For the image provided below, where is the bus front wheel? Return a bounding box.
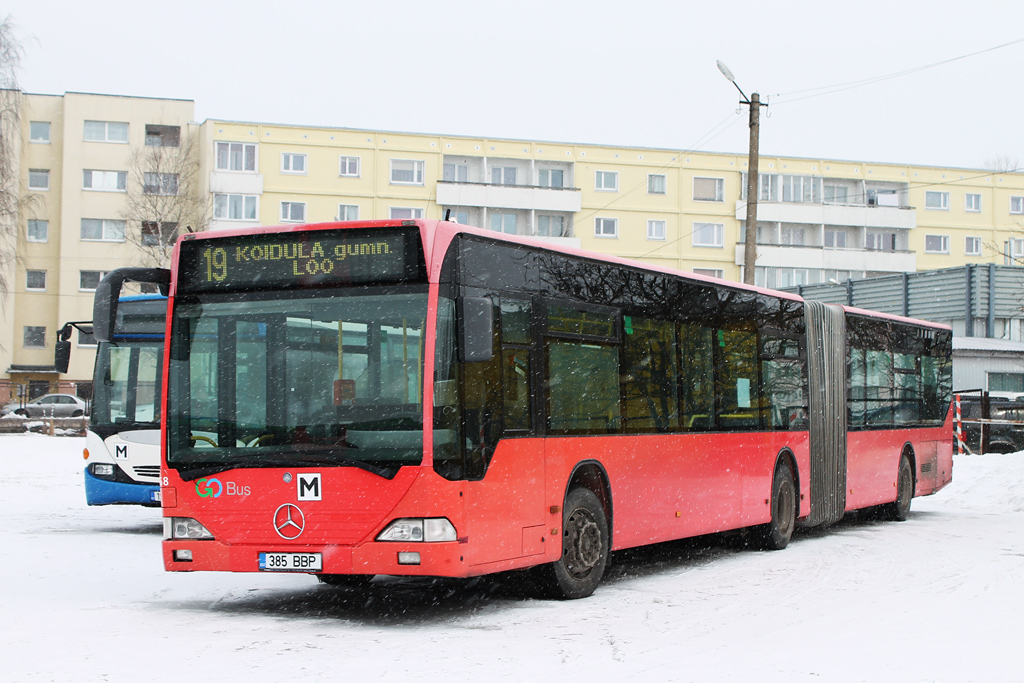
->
[752,462,796,550]
[536,487,609,600]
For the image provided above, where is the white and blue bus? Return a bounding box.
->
[58,294,167,506]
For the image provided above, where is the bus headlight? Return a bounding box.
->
[376,518,457,542]
[164,517,214,540]
[90,463,115,479]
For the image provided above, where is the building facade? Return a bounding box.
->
[5,89,1024,400]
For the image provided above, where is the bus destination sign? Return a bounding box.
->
[177,228,422,292]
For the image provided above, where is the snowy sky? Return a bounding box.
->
[6,0,1024,170]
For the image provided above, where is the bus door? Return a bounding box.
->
[462,297,547,567]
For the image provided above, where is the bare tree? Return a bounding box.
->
[0,15,26,300]
[121,131,209,268]
[983,155,1021,173]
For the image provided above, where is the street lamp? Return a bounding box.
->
[718,60,767,285]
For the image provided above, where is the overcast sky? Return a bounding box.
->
[6,0,1024,170]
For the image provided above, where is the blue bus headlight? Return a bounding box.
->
[376,518,456,542]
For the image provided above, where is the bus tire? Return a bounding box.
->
[317,574,374,587]
[536,487,609,600]
[883,454,913,522]
[752,462,796,550]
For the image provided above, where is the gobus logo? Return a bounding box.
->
[194,478,252,498]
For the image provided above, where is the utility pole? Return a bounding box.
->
[718,61,768,285]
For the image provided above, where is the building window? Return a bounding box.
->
[491,167,517,185]
[1010,196,1024,214]
[693,268,723,279]
[141,221,177,247]
[143,172,179,195]
[281,201,306,222]
[84,120,129,143]
[647,174,667,195]
[281,153,307,174]
[389,207,423,219]
[339,156,360,177]
[443,208,469,225]
[215,142,257,172]
[866,231,897,251]
[78,328,97,346]
[647,219,666,240]
[824,229,848,249]
[26,270,46,291]
[965,193,982,212]
[27,219,48,243]
[538,215,567,237]
[442,163,468,182]
[390,159,424,185]
[692,222,723,248]
[595,171,618,192]
[338,204,359,221]
[925,191,949,210]
[30,121,51,143]
[83,170,127,192]
[80,270,110,291]
[824,185,849,203]
[213,194,258,220]
[23,326,46,348]
[538,169,564,188]
[594,217,617,238]
[80,219,126,242]
[989,372,1024,392]
[145,124,180,147]
[490,213,517,234]
[925,235,949,254]
[693,177,724,202]
[780,226,805,246]
[965,236,982,256]
[782,176,821,203]
[28,169,50,190]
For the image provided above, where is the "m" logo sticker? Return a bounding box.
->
[297,473,321,501]
[114,444,128,460]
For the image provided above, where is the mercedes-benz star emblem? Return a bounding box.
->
[273,503,305,539]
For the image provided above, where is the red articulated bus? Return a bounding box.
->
[93,220,954,599]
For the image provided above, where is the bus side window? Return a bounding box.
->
[715,324,764,429]
[501,299,532,432]
[622,316,678,433]
[461,296,502,479]
[679,323,714,431]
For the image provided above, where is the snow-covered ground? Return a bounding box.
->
[2,433,1021,682]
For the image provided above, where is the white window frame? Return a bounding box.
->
[389,207,424,220]
[693,177,724,202]
[595,171,618,192]
[25,269,46,292]
[30,121,50,143]
[925,191,950,210]
[965,193,982,212]
[143,172,179,196]
[83,169,128,192]
[83,120,129,143]
[693,268,724,279]
[79,270,110,292]
[26,219,48,243]
[824,229,848,249]
[23,326,47,349]
[692,222,724,248]
[213,194,259,221]
[594,217,618,238]
[281,201,306,223]
[390,159,424,185]
[924,234,950,254]
[28,169,50,191]
[338,204,359,221]
[537,215,566,237]
[80,219,126,242]
[339,156,361,177]
[215,141,258,172]
[1010,196,1024,215]
[647,219,666,241]
[281,153,307,175]
[538,168,564,188]
[647,174,667,195]
[965,236,982,256]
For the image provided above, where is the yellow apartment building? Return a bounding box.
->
[4,90,1024,402]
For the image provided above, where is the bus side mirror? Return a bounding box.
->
[93,267,170,343]
[54,340,71,374]
[458,297,494,362]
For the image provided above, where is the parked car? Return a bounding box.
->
[958,394,1024,454]
[1,394,89,418]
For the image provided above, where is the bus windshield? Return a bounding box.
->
[166,285,428,479]
[92,340,163,430]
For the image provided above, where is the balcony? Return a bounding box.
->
[735,244,917,274]
[210,171,263,195]
[735,201,916,230]
[436,181,582,213]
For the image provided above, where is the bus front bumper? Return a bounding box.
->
[85,469,161,506]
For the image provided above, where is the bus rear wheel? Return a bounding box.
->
[883,454,913,522]
[537,487,609,600]
[752,462,796,550]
